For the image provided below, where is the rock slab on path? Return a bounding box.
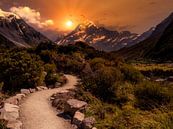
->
[0,103,19,121]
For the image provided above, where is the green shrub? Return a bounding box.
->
[44,63,57,74]
[0,120,7,129]
[82,66,122,102]
[0,51,43,93]
[121,64,144,83]
[55,55,84,73]
[89,58,106,69]
[39,50,57,63]
[135,82,171,110]
[45,73,60,86]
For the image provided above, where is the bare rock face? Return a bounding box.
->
[20,89,30,95]
[0,103,19,121]
[82,117,96,129]
[72,111,85,128]
[64,99,87,116]
[7,120,22,129]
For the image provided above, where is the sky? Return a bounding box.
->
[0,0,173,34]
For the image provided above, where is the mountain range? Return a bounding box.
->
[56,21,154,52]
[0,9,173,61]
[116,12,173,61]
[0,10,50,49]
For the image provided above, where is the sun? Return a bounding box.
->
[66,20,73,28]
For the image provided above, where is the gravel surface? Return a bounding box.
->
[20,75,78,129]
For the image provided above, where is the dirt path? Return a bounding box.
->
[20,75,78,129]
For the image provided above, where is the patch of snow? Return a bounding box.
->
[0,9,20,19]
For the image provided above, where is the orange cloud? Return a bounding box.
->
[10,6,54,28]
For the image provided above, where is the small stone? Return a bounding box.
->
[29,88,36,93]
[7,120,22,129]
[64,99,88,116]
[0,103,19,121]
[39,86,48,90]
[36,87,43,91]
[72,111,85,128]
[20,89,30,95]
[82,117,96,129]
[55,82,61,87]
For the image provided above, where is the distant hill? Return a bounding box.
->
[0,10,50,49]
[116,13,173,61]
[56,21,153,52]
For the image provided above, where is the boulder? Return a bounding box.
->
[64,99,87,116]
[29,88,36,93]
[52,99,66,110]
[20,89,30,95]
[72,124,78,129]
[52,90,75,100]
[51,90,76,110]
[82,117,96,129]
[0,103,19,121]
[72,111,85,127]
[7,120,22,129]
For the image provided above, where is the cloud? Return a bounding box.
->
[10,6,54,28]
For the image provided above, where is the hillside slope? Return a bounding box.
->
[0,10,50,48]
[116,13,173,61]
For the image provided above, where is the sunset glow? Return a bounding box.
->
[0,0,172,33]
[66,20,74,28]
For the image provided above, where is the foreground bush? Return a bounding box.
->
[82,66,122,102]
[121,64,144,83]
[135,82,171,110]
[0,120,7,129]
[0,51,44,93]
[45,73,60,86]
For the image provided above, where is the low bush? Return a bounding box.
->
[45,73,60,86]
[82,66,122,102]
[44,63,57,74]
[121,64,144,83]
[135,82,171,110]
[0,51,44,93]
[0,120,7,129]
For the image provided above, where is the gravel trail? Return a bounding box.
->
[20,75,78,129]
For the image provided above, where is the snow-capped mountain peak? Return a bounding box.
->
[0,9,20,20]
[0,9,50,48]
[56,21,153,52]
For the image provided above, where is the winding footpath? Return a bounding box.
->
[20,75,78,129]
